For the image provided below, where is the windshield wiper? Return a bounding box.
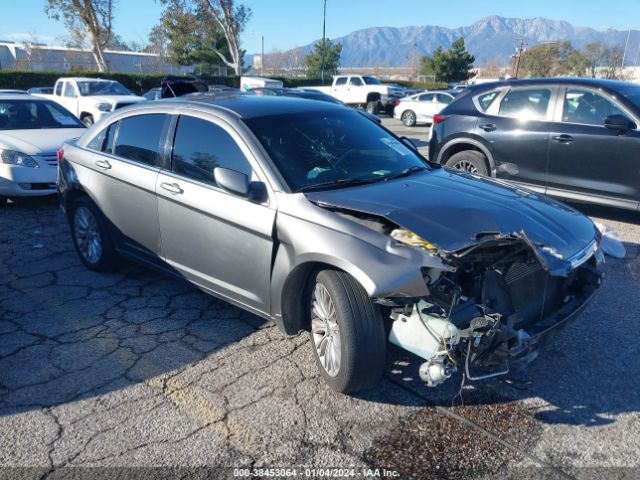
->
[297,176,385,192]
[383,166,428,181]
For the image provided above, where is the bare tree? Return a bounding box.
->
[200,0,251,75]
[45,0,116,72]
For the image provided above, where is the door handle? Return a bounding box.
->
[160,182,183,194]
[552,134,575,144]
[95,160,111,170]
[479,123,497,132]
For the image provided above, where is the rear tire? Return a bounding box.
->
[308,269,386,393]
[445,150,489,176]
[69,196,118,271]
[81,114,94,127]
[401,110,417,127]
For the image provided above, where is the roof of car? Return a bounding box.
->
[155,93,346,119]
[467,77,637,92]
[0,93,50,101]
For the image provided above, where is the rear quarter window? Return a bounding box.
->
[474,91,499,112]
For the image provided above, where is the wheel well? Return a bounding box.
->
[440,143,491,173]
[280,262,339,335]
[366,92,381,103]
[64,188,89,218]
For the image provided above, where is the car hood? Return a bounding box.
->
[0,128,85,155]
[86,95,145,104]
[305,168,599,275]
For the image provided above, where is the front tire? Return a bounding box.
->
[401,110,416,127]
[308,269,386,393]
[69,196,118,271]
[445,150,489,176]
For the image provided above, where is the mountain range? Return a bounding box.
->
[261,15,640,67]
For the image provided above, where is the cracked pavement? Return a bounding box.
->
[1,120,639,479]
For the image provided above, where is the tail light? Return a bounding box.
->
[56,148,64,163]
[432,114,449,125]
[394,98,401,106]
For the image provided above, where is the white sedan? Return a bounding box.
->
[394,90,459,126]
[0,94,85,203]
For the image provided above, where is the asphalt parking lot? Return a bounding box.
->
[1,117,639,479]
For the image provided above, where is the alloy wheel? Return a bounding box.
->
[453,160,479,174]
[310,283,341,377]
[73,206,102,265]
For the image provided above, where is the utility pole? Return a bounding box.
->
[621,28,632,71]
[320,0,327,85]
[512,39,526,78]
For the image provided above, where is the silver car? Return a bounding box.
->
[58,95,603,393]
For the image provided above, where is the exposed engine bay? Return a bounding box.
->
[326,206,603,388]
[387,238,601,387]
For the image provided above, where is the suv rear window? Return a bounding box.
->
[113,114,166,166]
[499,88,551,121]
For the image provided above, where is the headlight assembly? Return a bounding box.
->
[95,102,112,112]
[0,150,39,168]
[390,228,437,252]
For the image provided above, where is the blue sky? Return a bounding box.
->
[1,0,638,53]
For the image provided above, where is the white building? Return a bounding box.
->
[0,40,193,74]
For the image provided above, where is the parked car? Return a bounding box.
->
[27,86,54,95]
[44,77,145,126]
[0,89,28,95]
[306,75,404,114]
[250,86,381,123]
[394,90,459,126]
[58,95,602,393]
[429,78,640,211]
[0,94,84,203]
[142,87,162,101]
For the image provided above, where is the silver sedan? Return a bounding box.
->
[58,95,602,393]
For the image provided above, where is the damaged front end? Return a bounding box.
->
[385,233,603,387]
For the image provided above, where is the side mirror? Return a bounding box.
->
[605,114,636,133]
[400,136,417,150]
[213,167,249,197]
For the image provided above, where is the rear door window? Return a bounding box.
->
[55,82,63,96]
[171,115,252,187]
[499,88,552,120]
[418,94,434,102]
[113,114,167,166]
[334,77,348,86]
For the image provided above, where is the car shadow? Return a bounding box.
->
[2,198,639,431]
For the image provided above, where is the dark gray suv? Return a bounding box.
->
[58,95,602,393]
[430,78,640,211]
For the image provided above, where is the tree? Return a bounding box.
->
[200,0,251,76]
[419,37,475,83]
[45,0,115,72]
[583,42,608,78]
[304,39,342,79]
[520,41,586,77]
[158,0,249,75]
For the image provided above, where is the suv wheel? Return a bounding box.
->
[445,150,489,176]
[308,269,386,393]
[401,110,416,127]
[70,197,118,271]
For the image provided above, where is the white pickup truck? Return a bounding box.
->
[307,75,404,113]
[45,77,145,126]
